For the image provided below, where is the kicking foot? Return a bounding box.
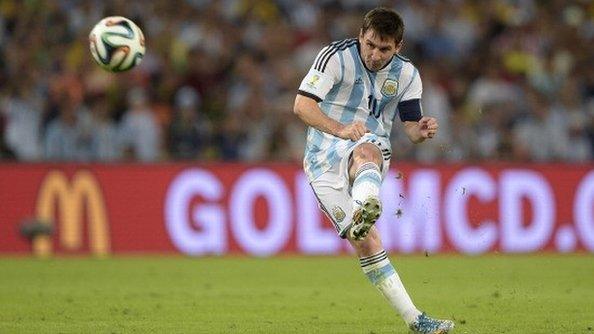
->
[409,312,454,334]
[349,196,382,241]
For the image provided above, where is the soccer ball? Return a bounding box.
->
[89,16,145,72]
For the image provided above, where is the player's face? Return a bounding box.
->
[358,29,401,71]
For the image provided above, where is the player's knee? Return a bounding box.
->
[352,143,382,166]
[350,144,382,180]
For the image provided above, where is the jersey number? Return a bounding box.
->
[368,95,381,118]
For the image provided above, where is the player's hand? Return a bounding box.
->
[418,116,438,139]
[336,121,368,141]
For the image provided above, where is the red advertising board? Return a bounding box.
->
[1,163,593,255]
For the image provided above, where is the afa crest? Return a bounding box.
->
[332,206,346,223]
[381,79,398,97]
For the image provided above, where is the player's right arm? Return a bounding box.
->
[293,43,367,141]
[294,95,367,141]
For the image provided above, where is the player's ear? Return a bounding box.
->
[395,40,404,53]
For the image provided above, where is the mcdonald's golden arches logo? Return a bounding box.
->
[34,170,110,256]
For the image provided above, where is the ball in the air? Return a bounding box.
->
[89,16,145,72]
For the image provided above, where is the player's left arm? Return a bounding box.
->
[404,116,438,143]
[398,68,438,144]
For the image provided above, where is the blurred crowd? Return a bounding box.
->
[0,0,593,163]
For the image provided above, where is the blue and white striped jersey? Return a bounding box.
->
[298,38,423,181]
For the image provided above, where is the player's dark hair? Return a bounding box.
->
[361,7,404,44]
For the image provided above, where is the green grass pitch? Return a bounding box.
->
[1,255,593,333]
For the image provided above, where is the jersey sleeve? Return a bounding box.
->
[398,68,423,122]
[298,46,342,102]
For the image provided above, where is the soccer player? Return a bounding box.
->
[293,7,454,334]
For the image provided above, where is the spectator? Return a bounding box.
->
[1,80,43,161]
[44,97,92,161]
[167,86,211,160]
[119,87,161,162]
[89,97,121,161]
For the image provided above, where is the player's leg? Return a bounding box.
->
[348,216,454,333]
[346,143,420,323]
[348,226,422,325]
[347,143,383,240]
[347,143,454,333]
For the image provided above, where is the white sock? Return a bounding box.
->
[360,250,421,325]
[351,162,381,211]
